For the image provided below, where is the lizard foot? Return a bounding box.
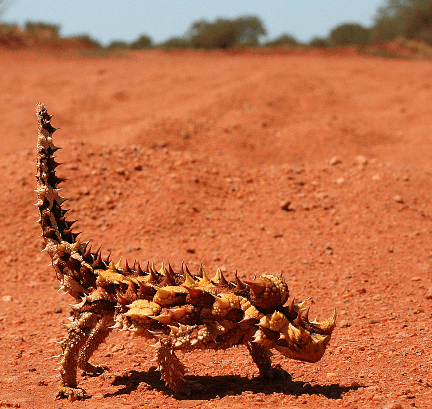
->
[82,363,109,377]
[258,364,291,381]
[176,380,205,396]
[56,386,88,401]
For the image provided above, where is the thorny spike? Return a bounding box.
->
[244,279,266,295]
[303,306,310,323]
[83,242,92,261]
[183,267,196,287]
[167,262,176,277]
[196,264,204,278]
[115,258,122,270]
[147,266,159,283]
[136,261,144,276]
[294,306,309,328]
[234,271,247,290]
[288,297,295,314]
[184,263,192,277]
[213,267,222,283]
[158,262,166,275]
[200,268,211,284]
[123,260,131,275]
[92,248,104,269]
[104,251,112,264]
[217,269,229,288]
[164,262,176,284]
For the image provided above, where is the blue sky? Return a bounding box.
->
[2,0,384,46]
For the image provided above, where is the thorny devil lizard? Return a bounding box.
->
[35,102,336,401]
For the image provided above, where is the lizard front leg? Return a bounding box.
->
[155,337,203,394]
[247,342,290,380]
[77,312,114,375]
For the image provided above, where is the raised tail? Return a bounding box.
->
[36,103,97,299]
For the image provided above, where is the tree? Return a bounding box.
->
[130,34,152,49]
[188,16,267,49]
[235,15,267,46]
[189,18,238,49]
[329,23,371,46]
[372,0,432,44]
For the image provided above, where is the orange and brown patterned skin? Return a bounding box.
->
[35,103,336,401]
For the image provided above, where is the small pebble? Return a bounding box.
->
[329,156,342,165]
[280,200,293,211]
[354,155,368,166]
[383,403,403,409]
[339,320,352,328]
[394,195,404,203]
[1,295,13,302]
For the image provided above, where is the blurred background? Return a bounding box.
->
[2,0,432,52]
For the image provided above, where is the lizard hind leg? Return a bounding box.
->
[56,311,100,401]
[77,312,114,376]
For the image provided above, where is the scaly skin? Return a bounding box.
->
[35,103,336,400]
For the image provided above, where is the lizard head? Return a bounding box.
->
[253,300,336,363]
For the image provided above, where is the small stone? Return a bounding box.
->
[1,295,13,302]
[280,200,293,212]
[354,155,368,166]
[53,306,62,313]
[335,177,345,184]
[339,320,352,328]
[394,195,404,203]
[112,344,125,353]
[329,156,342,165]
[325,244,333,255]
[383,403,403,409]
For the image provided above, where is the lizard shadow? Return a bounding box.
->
[106,369,363,400]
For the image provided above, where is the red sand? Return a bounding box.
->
[1,48,432,408]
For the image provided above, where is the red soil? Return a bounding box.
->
[0,47,432,408]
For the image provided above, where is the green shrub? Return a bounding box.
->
[329,23,371,46]
[24,21,60,40]
[107,40,129,49]
[74,34,102,48]
[160,37,191,49]
[130,34,153,49]
[265,33,300,47]
[309,36,328,47]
